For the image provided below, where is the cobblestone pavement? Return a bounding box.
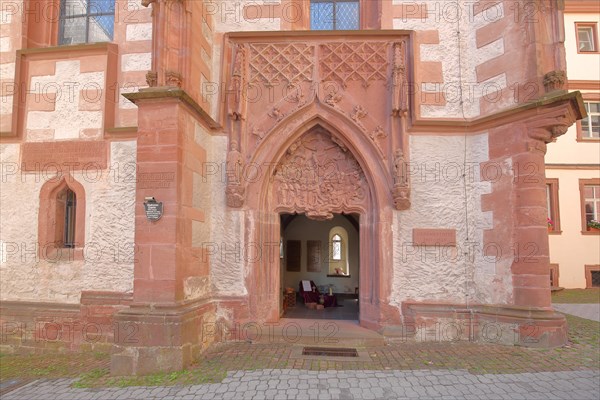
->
[553,303,600,322]
[3,369,599,400]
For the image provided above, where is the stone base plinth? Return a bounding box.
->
[380,302,567,347]
[110,301,216,376]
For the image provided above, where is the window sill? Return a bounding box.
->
[548,230,562,235]
[581,230,600,235]
[576,138,600,142]
[327,274,351,278]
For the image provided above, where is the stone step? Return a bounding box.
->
[251,318,386,347]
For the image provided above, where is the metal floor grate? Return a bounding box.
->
[302,347,359,357]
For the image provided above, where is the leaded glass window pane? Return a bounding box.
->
[310,1,359,30]
[59,0,115,45]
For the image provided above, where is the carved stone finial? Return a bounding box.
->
[146,71,158,87]
[543,70,566,93]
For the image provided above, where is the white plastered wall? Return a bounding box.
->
[391,133,507,307]
[0,142,136,303]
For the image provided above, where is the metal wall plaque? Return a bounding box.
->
[144,198,163,221]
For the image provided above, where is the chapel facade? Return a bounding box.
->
[0,0,586,375]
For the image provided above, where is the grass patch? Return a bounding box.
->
[0,352,109,381]
[552,288,600,304]
[74,367,227,388]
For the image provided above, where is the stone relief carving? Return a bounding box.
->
[324,91,343,107]
[392,149,410,210]
[369,126,387,159]
[268,107,284,121]
[351,105,368,126]
[226,141,245,207]
[165,70,182,87]
[320,42,389,87]
[249,43,315,87]
[273,131,367,220]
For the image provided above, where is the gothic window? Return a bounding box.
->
[39,175,86,258]
[310,0,360,30]
[60,188,77,248]
[59,0,115,45]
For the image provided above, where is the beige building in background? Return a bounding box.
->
[547,1,600,289]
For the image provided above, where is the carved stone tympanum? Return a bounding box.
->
[273,130,368,219]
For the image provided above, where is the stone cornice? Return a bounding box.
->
[409,91,586,134]
[123,88,221,131]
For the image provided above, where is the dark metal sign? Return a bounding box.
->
[144,197,163,221]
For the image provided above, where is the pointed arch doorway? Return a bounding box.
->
[242,118,396,331]
[280,212,360,320]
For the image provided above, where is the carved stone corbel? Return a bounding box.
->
[526,103,577,154]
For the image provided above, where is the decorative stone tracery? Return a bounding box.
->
[249,43,315,86]
[320,42,389,87]
[273,130,368,220]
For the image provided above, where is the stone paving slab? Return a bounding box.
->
[553,304,600,322]
[3,369,599,400]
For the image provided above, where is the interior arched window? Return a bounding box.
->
[332,234,342,260]
[328,227,349,275]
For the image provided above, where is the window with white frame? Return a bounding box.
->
[59,0,115,45]
[583,184,600,230]
[576,23,598,52]
[581,102,600,139]
[310,0,360,30]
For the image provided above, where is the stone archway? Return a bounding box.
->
[241,112,398,330]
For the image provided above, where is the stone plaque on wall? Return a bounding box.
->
[412,229,456,246]
[286,240,301,272]
[21,141,108,171]
[307,240,321,272]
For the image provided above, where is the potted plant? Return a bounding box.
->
[547,218,553,232]
[587,220,600,232]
